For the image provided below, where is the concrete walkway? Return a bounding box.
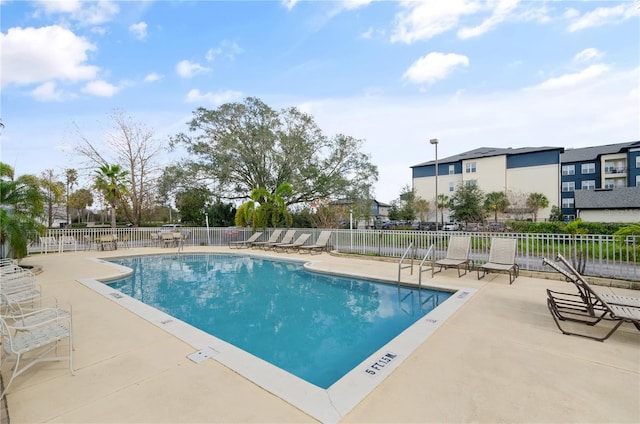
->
[3,246,639,423]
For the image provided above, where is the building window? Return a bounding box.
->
[636,156,640,168]
[562,165,575,176]
[465,162,476,173]
[636,175,640,187]
[465,179,477,187]
[581,180,595,190]
[604,179,615,189]
[562,181,575,192]
[449,182,454,192]
[581,163,595,174]
[562,214,576,221]
[562,198,574,208]
[448,164,455,175]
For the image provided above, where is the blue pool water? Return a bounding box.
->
[107,254,452,388]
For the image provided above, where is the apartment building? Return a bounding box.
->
[560,141,640,222]
[412,146,564,222]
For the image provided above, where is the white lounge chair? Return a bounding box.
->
[434,235,471,277]
[477,237,519,284]
[0,307,73,398]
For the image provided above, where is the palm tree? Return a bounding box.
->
[484,191,510,222]
[65,168,78,226]
[0,163,45,259]
[526,192,549,222]
[94,164,129,228]
[436,194,449,226]
[236,182,294,229]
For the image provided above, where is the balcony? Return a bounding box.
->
[604,166,626,175]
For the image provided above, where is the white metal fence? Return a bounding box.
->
[35,227,639,282]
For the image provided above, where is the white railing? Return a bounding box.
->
[31,227,639,282]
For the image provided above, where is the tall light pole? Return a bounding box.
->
[430,138,439,230]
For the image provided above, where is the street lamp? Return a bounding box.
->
[430,138,439,230]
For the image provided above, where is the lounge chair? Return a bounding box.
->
[543,254,640,341]
[299,231,333,254]
[433,235,471,277]
[477,237,519,284]
[273,233,311,253]
[262,230,296,250]
[251,229,283,249]
[229,232,263,249]
[0,306,73,398]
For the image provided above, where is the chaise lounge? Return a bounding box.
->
[477,237,519,284]
[433,235,471,277]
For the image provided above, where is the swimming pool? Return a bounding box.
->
[81,252,475,422]
[106,254,452,388]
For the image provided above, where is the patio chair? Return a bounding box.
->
[542,254,640,339]
[40,236,58,254]
[229,232,263,249]
[273,233,311,253]
[251,229,284,249]
[433,235,471,277]
[477,237,519,284]
[298,231,333,254]
[1,272,41,311]
[261,230,296,250]
[543,254,640,308]
[162,232,176,247]
[150,232,161,247]
[0,307,73,398]
[59,236,77,252]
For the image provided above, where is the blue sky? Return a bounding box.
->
[1,0,638,203]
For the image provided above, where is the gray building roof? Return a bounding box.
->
[411,146,563,167]
[561,141,640,163]
[574,187,640,209]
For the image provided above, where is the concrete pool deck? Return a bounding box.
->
[3,246,639,423]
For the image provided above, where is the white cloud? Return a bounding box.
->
[82,79,119,97]
[0,25,98,87]
[403,52,469,85]
[36,0,120,25]
[573,48,603,63]
[176,60,210,78]
[185,89,243,105]
[282,0,298,11]
[144,72,163,83]
[206,40,244,62]
[567,3,638,32]
[30,81,65,101]
[531,64,610,91]
[129,21,148,40]
[361,26,374,39]
[341,0,373,11]
[391,0,482,44]
[457,0,519,39]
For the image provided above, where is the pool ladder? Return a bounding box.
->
[397,243,435,289]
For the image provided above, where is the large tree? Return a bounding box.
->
[162,97,378,206]
[75,110,164,226]
[68,188,94,223]
[450,183,485,225]
[94,164,129,228]
[484,191,510,222]
[0,163,45,259]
